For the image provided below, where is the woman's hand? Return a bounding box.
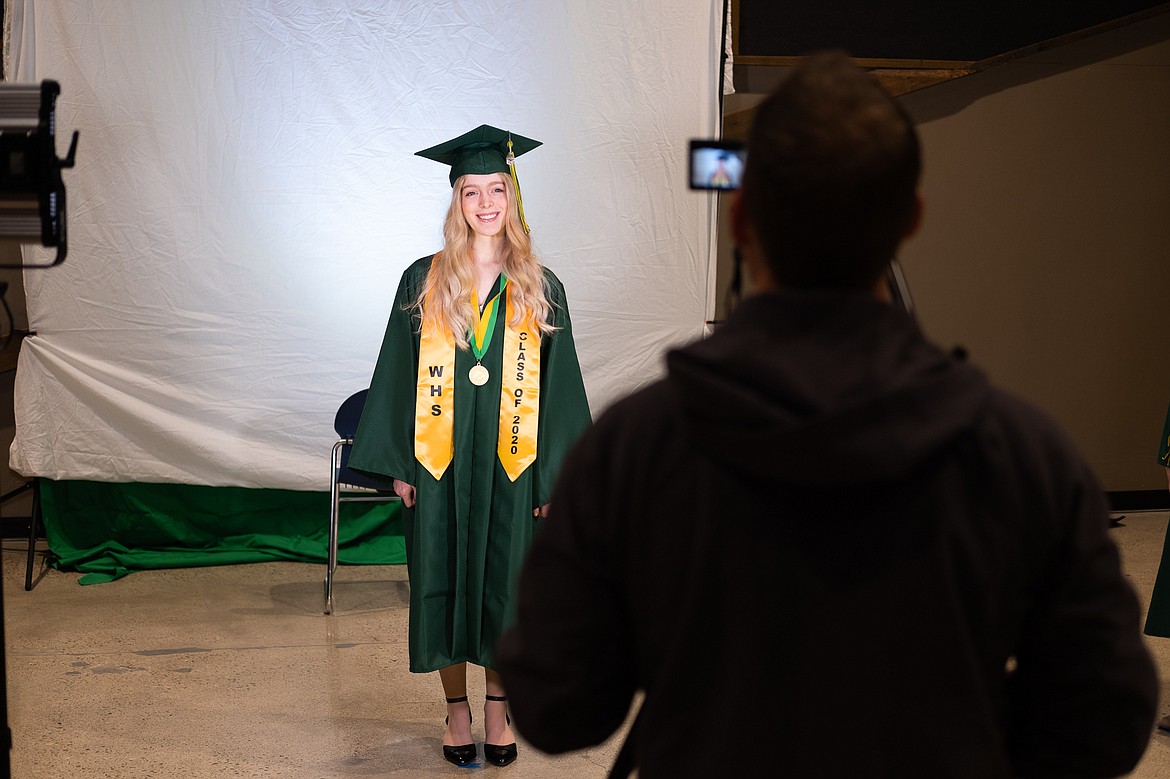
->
[533,503,550,518]
[393,478,416,508]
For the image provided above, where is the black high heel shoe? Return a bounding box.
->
[483,694,518,767]
[443,695,477,767]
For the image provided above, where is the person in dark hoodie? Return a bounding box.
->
[494,52,1158,777]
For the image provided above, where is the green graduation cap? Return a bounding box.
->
[415,124,542,186]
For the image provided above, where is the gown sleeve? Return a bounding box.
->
[348,259,429,484]
[533,269,592,506]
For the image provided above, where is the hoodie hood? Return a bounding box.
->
[667,291,990,487]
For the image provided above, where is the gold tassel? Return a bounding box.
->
[507,137,531,234]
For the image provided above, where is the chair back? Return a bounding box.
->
[335,389,370,439]
[334,390,394,491]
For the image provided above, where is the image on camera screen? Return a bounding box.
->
[689,141,746,190]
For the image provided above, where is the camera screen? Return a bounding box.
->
[689,140,746,190]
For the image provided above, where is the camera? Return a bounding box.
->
[688,139,746,191]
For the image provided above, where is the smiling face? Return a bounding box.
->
[459,173,509,239]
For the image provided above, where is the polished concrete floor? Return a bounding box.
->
[3,512,1170,778]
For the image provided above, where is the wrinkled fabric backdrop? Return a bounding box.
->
[8,0,722,491]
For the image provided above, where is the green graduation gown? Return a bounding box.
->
[349,256,591,672]
[1144,400,1170,637]
[1160,402,1170,469]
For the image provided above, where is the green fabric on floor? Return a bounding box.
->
[39,480,404,585]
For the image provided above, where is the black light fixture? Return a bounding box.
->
[0,80,78,268]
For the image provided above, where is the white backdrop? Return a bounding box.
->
[8,0,722,490]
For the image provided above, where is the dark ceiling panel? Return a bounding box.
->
[738,0,1168,61]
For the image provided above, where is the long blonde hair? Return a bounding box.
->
[416,173,554,349]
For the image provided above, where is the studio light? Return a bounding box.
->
[0,80,78,268]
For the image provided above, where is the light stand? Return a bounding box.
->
[0,78,78,777]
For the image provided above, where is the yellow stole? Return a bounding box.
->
[415,284,541,482]
[499,298,540,481]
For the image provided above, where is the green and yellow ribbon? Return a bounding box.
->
[469,277,508,359]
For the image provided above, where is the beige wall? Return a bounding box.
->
[897,16,1170,491]
[722,15,1170,492]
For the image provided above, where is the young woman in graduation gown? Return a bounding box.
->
[348,125,591,767]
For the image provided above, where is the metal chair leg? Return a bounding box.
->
[325,440,345,614]
[24,478,41,591]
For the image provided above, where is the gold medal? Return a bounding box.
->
[468,279,505,389]
[468,363,489,386]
